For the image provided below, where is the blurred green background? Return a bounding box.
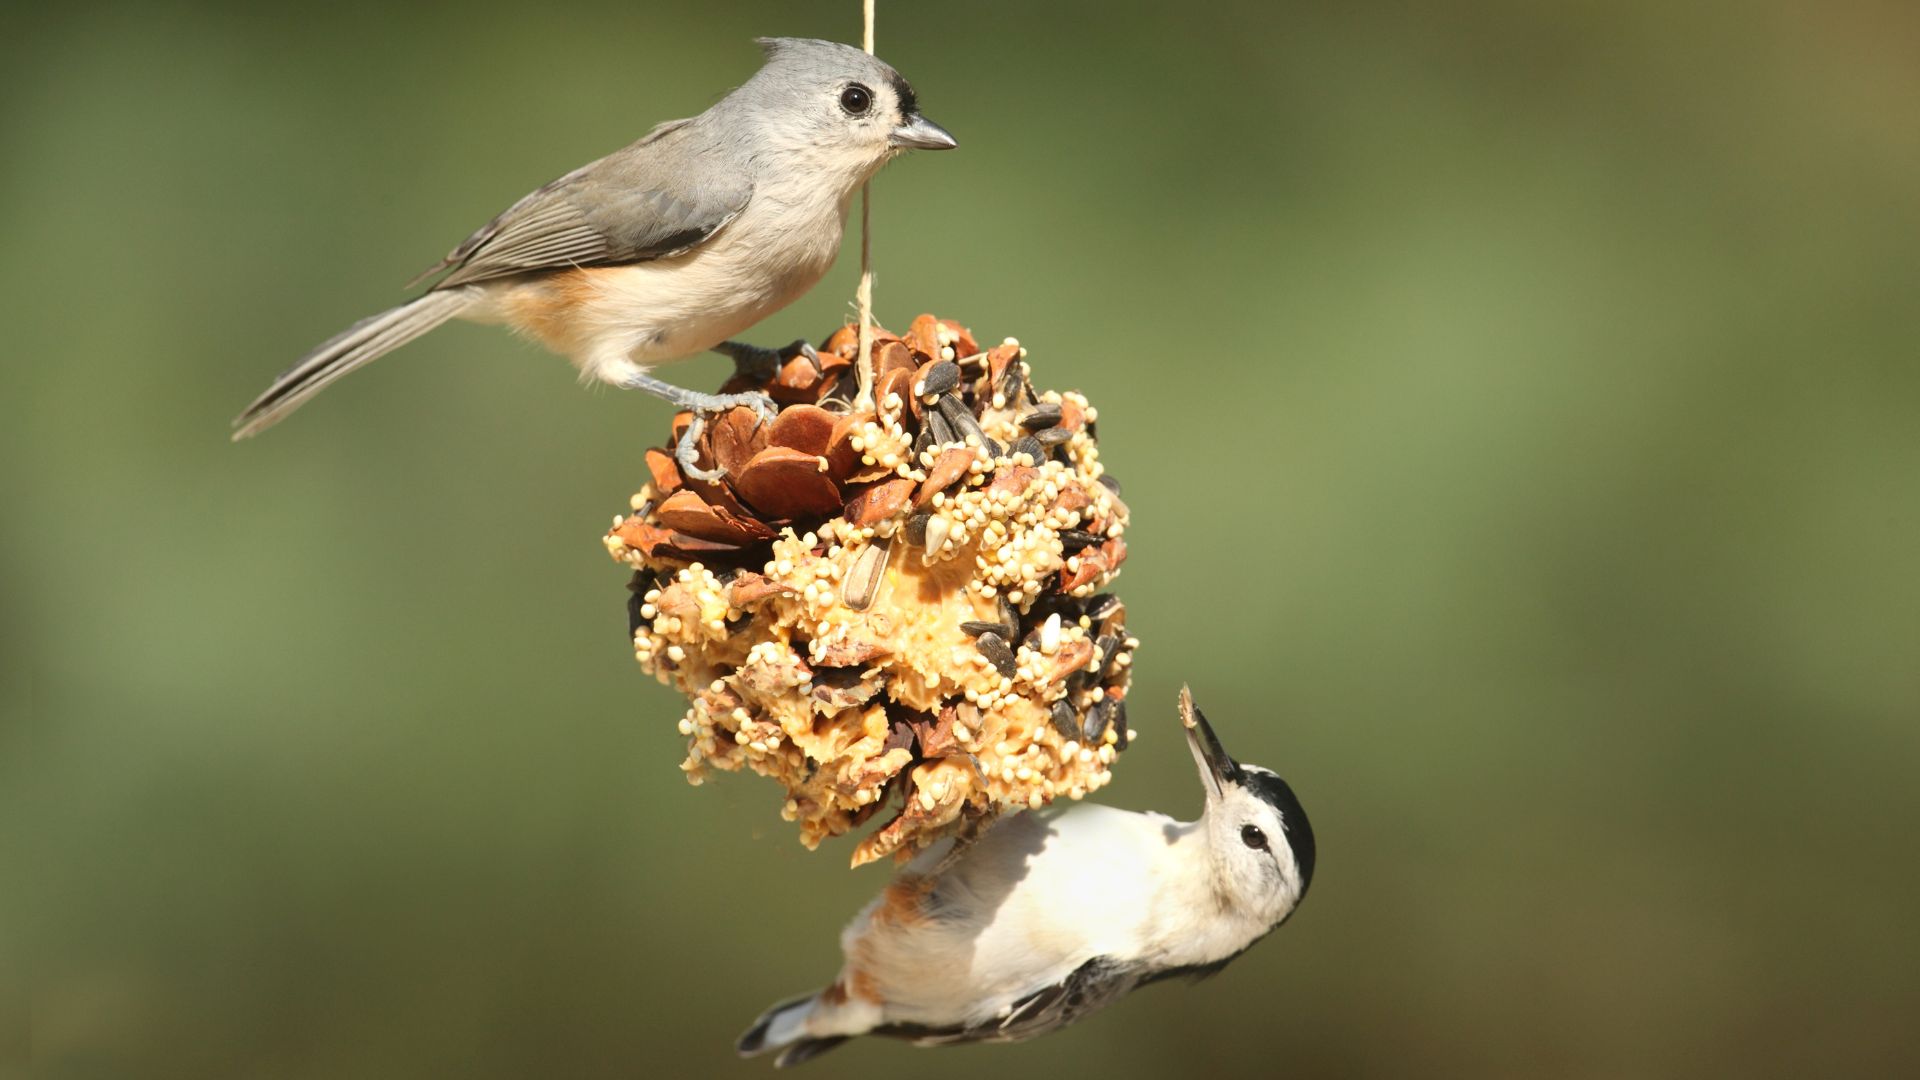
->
[5,0,1919,1076]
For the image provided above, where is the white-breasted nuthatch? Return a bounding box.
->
[231,38,955,477]
[738,687,1315,1067]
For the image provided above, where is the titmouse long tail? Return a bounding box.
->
[232,289,474,440]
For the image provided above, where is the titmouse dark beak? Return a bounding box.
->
[1181,685,1238,805]
[891,114,957,151]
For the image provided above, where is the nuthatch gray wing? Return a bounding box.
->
[738,688,1315,1067]
[231,38,954,475]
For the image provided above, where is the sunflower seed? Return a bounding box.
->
[1009,435,1043,464]
[974,631,1017,679]
[1049,700,1079,739]
[917,360,960,398]
[1085,593,1123,625]
[1113,701,1130,749]
[921,513,953,562]
[1058,529,1102,553]
[911,420,936,458]
[935,393,975,428]
[1083,696,1115,742]
[904,509,932,547]
[998,595,1023,634]
[1097,474,1122,496]
[1039,612,1062,654]
[998,358,1026,401]
[937,394,1001,455]
[1034,424,1074,448]
[928,408,957,447]
[843,538,892,612]
[1095,633,1123,678]
[960,620,1011,638]
[1018,403,1063,430]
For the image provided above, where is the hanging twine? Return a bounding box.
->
[854,0,878,409]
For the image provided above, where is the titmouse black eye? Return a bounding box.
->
[840,83,873,116]
[1241,824,1269,851]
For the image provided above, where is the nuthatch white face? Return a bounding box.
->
[1184,686,1317,932]
[738,687,1315,1067]
[231,37,955,476]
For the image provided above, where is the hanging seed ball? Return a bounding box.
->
[604,315,1136,867]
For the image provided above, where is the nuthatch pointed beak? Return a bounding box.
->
[890,114,957,151]
[1180,685,1238,804]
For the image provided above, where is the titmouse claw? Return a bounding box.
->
[673,391,778,481]
[790,340,825,376]
[622,370,777,482]
[676,414,719,481]
[713,339,825,379]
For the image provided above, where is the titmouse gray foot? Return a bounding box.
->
[622,370,776,482]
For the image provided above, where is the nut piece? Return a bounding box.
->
[656,489,775,545]
[824,411,873,481]
[709,406,768,476]
[915,447,976,507]
[767,405,837,456]
[732,446,842,520]
[645,448,683,496]
[844,477,914,526]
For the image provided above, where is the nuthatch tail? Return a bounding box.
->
[738,687,1315,1066]
[231,38,954,478]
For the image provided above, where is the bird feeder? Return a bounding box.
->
[605,315,1136,865]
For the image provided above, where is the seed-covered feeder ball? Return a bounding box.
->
[605,316,1135,866]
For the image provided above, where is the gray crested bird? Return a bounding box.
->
[231,37,954,477]
[738,687,1316,1067]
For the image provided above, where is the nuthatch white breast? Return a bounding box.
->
[738,688,1315,1066]
[231,37,954,477]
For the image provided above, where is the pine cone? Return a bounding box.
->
[605,315,1135,866]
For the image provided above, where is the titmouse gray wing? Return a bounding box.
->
[410,119,753,290]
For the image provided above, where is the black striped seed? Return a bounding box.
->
[1082,697,1115,742]
[1058,529,1102,553]
[1019,403,1062,430]
[918,360,960,398]
[974,632,1017,679]
[1049,700,1080,739]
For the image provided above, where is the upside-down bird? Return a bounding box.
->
[739,687,1315,1066]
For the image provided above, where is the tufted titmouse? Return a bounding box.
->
[737,688,1316,1066]
[232,37,954,471]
